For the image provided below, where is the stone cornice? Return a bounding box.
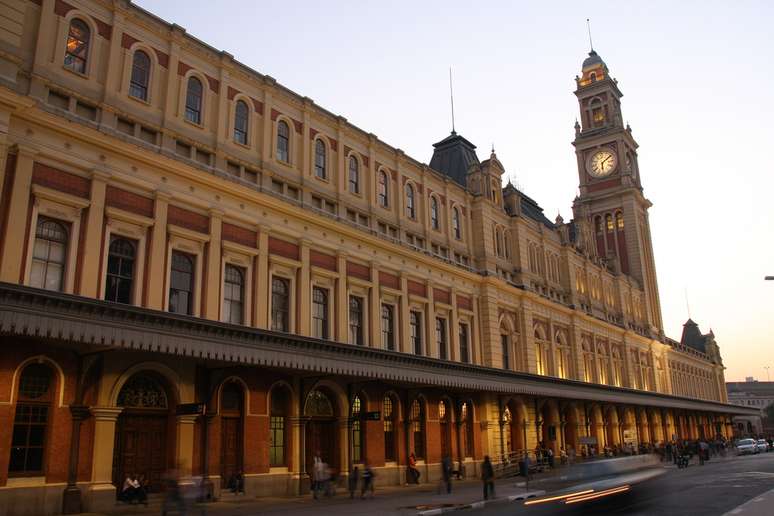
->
[0,283,754,416]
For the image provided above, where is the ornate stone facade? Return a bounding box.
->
[0,1,755,514]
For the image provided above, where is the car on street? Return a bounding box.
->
[736,438,758,455]
[756,439,770,453]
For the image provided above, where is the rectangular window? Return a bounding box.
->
[410,311,422,355]
[501,334,510,370]
[312,287,329,339]
[117,117,134,135]
[105,236,136,304]
[436,318,447,360]
[459,322,469,363]
[175,140,191,157]
[139,126,157,145]
[271,277,290,332]
[47,90,70,110]
[168,251,195,315]
[269,416,285,466]
[381,304,395,351]
[349,296,364,346]
[223,265,245,325]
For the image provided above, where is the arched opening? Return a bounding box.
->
[382,394,398,462]
[113,371,175,493]
[504,399,526,456]
[563,405,580,454]
[269,385,290,468]
[410,398,426,460]
[9,362,56,476]
[439,400,451,459]
[351,395,365,464]
[219,381,244,487]
[460,401,474,459]
[590,405,606,452]
[539,401,560,454]
[304,388,338,474]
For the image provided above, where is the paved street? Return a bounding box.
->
[87,452,774,516]
[474,452,774,516]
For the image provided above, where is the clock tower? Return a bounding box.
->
[571,50,663,334]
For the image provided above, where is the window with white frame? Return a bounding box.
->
[30,217,69,292]
[169,251,195,315]
[312,286,329,339]
[223,264,245,324]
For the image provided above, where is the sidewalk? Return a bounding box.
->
[723,487,774,516]
[81,478,543,516]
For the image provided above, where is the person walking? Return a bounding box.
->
[407,452,420,484]
[348,466,360,499]
[361,463,375,499]
[312,454,325,500]
[440,455,453,494]
[481,455,495,500]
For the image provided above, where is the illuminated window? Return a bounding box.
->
[616,212,624,230]
[351,396,364,463]
[410,399,425,459]
[606,214,614,232]
[30,218,68,292]
[64,19,90,74]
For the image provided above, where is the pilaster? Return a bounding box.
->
[78,169,109,297]
[255,225,269,328]
[336,252,348,342]
[298,240,311,336]
[145,191,169,310]
[203,209,222,319]
[0,146,35,282]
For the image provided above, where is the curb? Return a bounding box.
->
[417,490,545,515]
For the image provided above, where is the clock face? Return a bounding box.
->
[588,150,617,178]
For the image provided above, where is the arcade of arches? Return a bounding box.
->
[0,345,741,514]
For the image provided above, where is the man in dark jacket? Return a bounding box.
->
[481,456,495,500]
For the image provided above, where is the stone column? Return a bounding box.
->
[570,322,585,381]
[298,240,311,336]
[425,282,436,357]
[520,302,537,374]
[146,191,169,310]
[336,252,348,343]
[255,225,269,328]
[176,414,198,481]
[85,407,123,513]
[0,145,35,282]
[449,288,459,361]
[399,275,410,353]
[78,169,109,298]
[203,209,223,320]
[369,262,380,348]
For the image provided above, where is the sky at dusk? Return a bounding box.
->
[135,0,774,382]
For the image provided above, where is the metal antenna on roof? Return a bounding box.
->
[684,287,692,319]
[586,18,594,52]
[449,67,456,135]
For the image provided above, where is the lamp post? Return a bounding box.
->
[765,366,771,382]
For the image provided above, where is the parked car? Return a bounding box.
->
[756,439,770,453]
[736,438,758,455]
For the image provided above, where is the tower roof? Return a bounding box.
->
[680,318,710,353]
[429,131,480,187]
[582,50,605,70]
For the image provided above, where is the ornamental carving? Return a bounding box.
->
[117,373,168,409]
[304,389,333,417]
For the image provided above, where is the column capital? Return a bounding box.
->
[90,167,111,182]
[176,414,198,425]
[155,189,172,201]
[90,406,123,421]
[208,207,224,219]
[12,143,39,158]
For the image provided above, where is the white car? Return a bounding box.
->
[756,439,770,453]
[736,438,758,455]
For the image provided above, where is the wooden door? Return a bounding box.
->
[115,414,167,492]
[305,420,336,474]
[221,416,242,486]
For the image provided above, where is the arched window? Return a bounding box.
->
[271,277,290,332]
[314,139,326,179]
[169,251,194,315]
[381,304,395,351]
[430,197,439,230]
[348,156,360,194]
[9,363,54,475]
[351,396,365,463]
[606,214,614,232]
[276,120,290,163]
[378,171,389,207]
[405,183,415,219]
[270,386,289,466]
[452,207,461,239]
[410,399,425,459]
[30,217,68,292]
[105,236,136,304]
[234,100,249,145]
[184,76,203,125]
[439,400,451,458]
[129,50,151,101]
[383,395,397,461]
[117,372,168,409]
[616,212,624,230]
[590,98,605,127]
[349,296,364,346]
[223,264,245,325]
[410,311,422,355]
[64,19,90,74]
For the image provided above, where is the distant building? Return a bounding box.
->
[727,380,773,435]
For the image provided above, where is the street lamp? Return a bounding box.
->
[765,366,771,382]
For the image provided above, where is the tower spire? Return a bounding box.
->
[449,67,456,134]
[586,18,594,52]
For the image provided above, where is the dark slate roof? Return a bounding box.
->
[429,131,480,187]
[680,318,709,352]
[582,50,605,69]
[519,191,555,229]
